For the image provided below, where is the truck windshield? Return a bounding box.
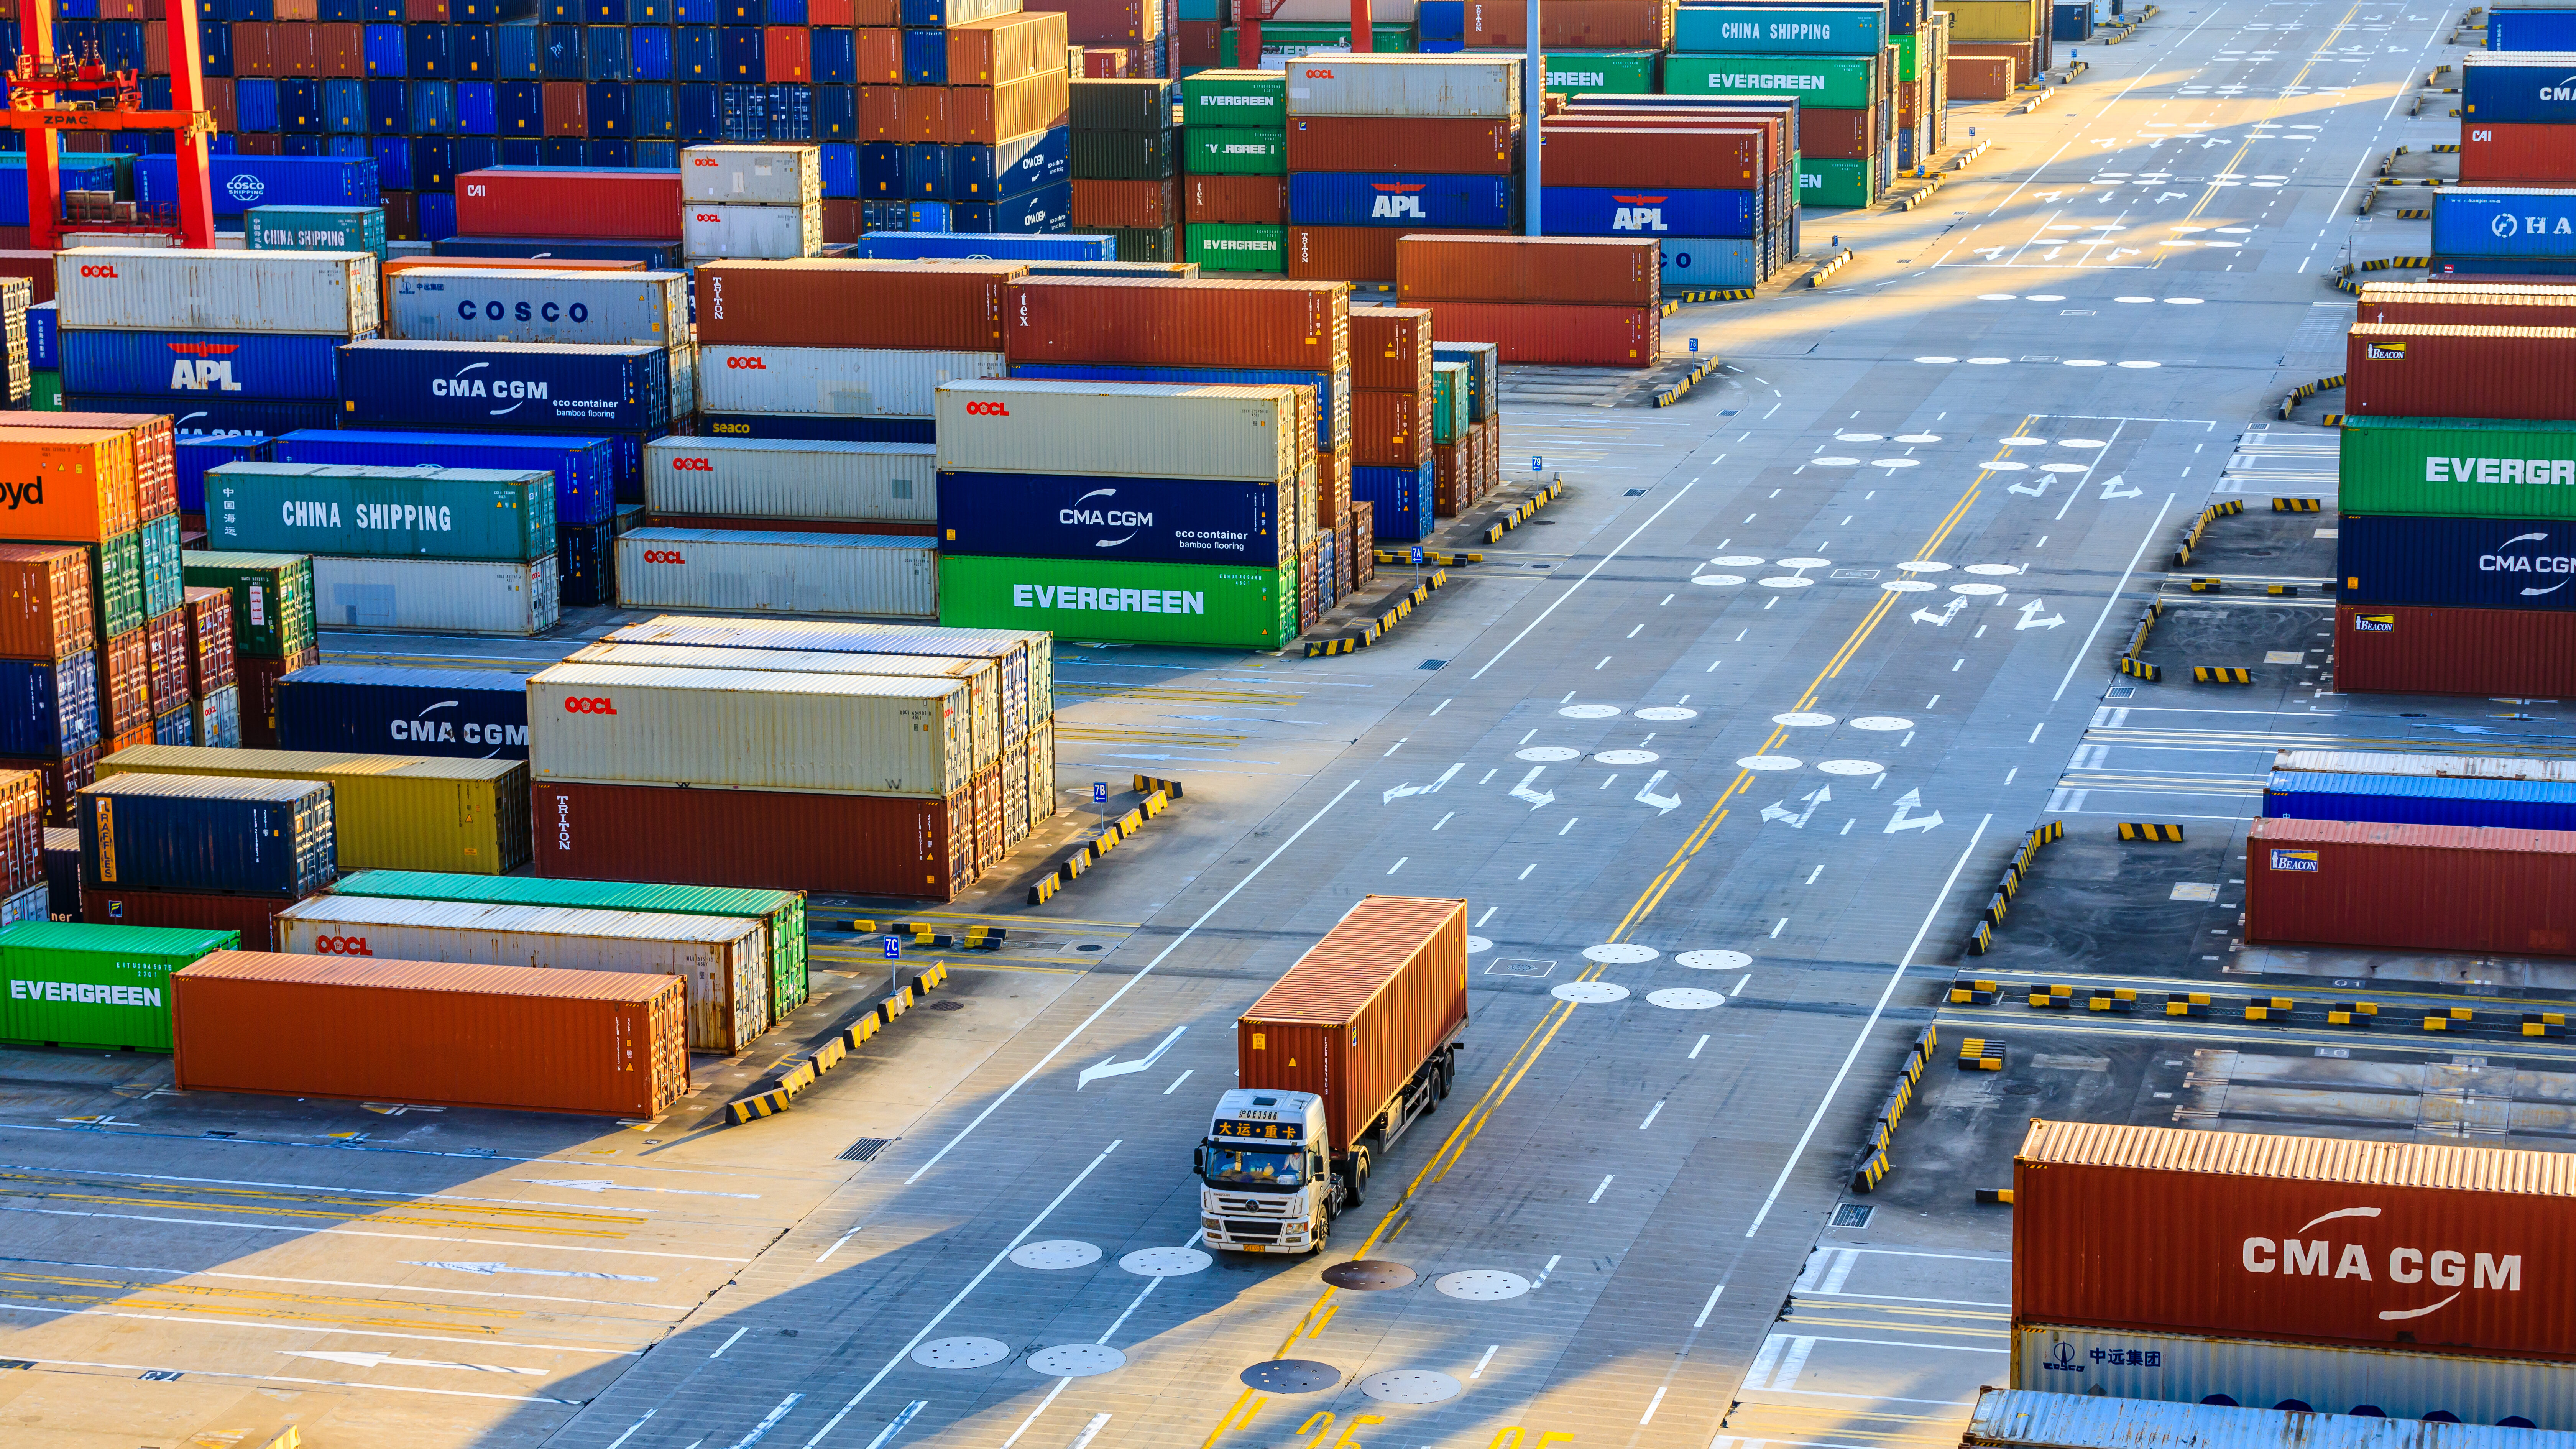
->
[1203,1147,1306,1189]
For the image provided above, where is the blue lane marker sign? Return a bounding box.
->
[883,935,902,960]
[1531,455,1544,472]
[1689,337,1700,353]
[1411,545,1424,566]
[1093,781,1108,804]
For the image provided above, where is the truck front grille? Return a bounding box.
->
[1214,1195,1291,1216]
[1222,1219,1284,1241]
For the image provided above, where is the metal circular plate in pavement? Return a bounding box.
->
[1850,716,1914,731]
[1676,949,1751,971]
[1880,580,1935,593]
[1241,1360,1344,1393]
[1594,749,1658,765]
[1552,981,1630,1004]
[1963,563,2023,575]
[1583,943,1658,964]
[1465,935,1492,954]
[1776,557,1833,569]
[1559,703,1621,718]
[913,1337,1011,1369]
[1711,555,1765,567]
[1634,706,1697,721]
[1321,1260,1418,1291]
[1950,583,2008,596]
[1009,1240,1101,1270]
[1435,1269,1532,1301]
[1817,760,1884,776]
[1120,1246,1212,1278]
[1738,755,1802,771]
[1691,574,1746,586]
[1516,746,1580,762]
[1648,987,1728,1010]
[1028,1344,1125,1378]
[1360,1369,1464,1405]
[1895,560,1952,572]
[1772,712,1835,728]
[1760,576,1816,589]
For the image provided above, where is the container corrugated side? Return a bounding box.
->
[937,553,1297,651]
[274,894,766,1056]
[2339,416,2576,520]
[2431,187,2576,260]
[602,616,1048,738]
[209,463,558,562]
[2273,748,2576,785]
[936,468,1292,566]
[935,380,1303,482]
[274,664,531,761]
[527,660,973,798]
[2008,1327,2576,1431]
[1,919,244,1051]
[81,774,336,898]
[695,345,1005,417]
[695,260,1023,351]
[614,529,938,619]
[535,777,974,900]
[682,204,825,263]
[642,438,938,523]
[2339,513,2576,609]
[1282,54,1521,117]
[60,329,349,401]
[2335,603,2576,696]
[310,556,560,637]
[55,249,377,337]
[2247,814,2576,958]
[2264,769,2576,831]
[388,269,692,348]
[681,144,825,205]
[565,641,1002,770]
[97,744,529,876]
[339,339,672,434]
[1238,895,1468,1156]
[275,429,619,529]
[172,950,689,1117]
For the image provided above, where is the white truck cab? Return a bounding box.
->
[1196,1088,1335,1255]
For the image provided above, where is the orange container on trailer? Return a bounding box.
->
[1236,895,1468,1157]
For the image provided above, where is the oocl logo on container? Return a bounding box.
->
[695,213,723,223]
[564,696,619,714]
[966,401,1011,416]
[314,935,374,956]
[671,457,714,471]
[77,264,117,278]
[1304,66,1334,77]
[725,355,768,369]
[642,550,686,564]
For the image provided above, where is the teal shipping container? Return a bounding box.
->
[1674,3,1885,54]
[245,205,391,261]
[206,462,559,562]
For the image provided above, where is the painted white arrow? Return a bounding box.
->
[1078,1024,1187,1091]
[408,1260,659,1282]
[282,1350,544,1376]
[1383,763,1463,803]
[2016,599,2067,630]
[1633,770,1681,816]
[1911,597,1966,628]
[1510,766,1556,810]
[2098,472,2142,500]
[2007,476,2050,497]
[1760,785,1832,828]
[1885,788,1945,834]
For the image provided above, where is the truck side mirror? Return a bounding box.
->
[1193,1147,1206,1174]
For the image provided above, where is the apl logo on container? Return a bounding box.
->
[166,340,244,393]
[2270,849,2320,872]
[1370,183,1428,219]
[1612,196,1671,232]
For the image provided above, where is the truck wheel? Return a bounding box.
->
[1311,1226,1328,1255]
[1437,1055,1454,1099]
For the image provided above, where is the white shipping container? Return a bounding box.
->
[936,379,1300,483]
[683,202,824,262]
[56,248,379,336]
[669,342,698,418]
[1283,53,1523,117]
[310,555,561,635]
[2011,1325,2576,1431]
[681,145,825,205]
[605,615,1052,738]
[642,436,938,523]
[526,660,974,799]
[564,639,1004,769]
[697,345,1005,417]
[389,268,692,347]
[274,895,769,1055]
[614,529,938,618]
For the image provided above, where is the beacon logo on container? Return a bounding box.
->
[2241,1206,2522,1321]
[2269,849,2319,872]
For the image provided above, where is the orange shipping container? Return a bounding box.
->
[857,30,903,84]
[0,543,93,660]
[1237,895,1469,1160]
[144,607,189,717]
[0,427,136,542]
[902,85,950,142]
[10,413,174,523]
[950,70,1073,146]
[1946,54,2019,100]
[173,951,691,1118]
[1073,178,1176,229]
[860,84,904,139]
[948,10,1070,84]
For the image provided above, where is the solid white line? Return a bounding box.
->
[732,1394,805,1449]
[1638,1101,1664,1130]
[711,1327,749,1359]
[1744,814,1993,1239]
[1472,481,1700,679]
[904,781,1357,1184]
[1162,1069,1193,1095]
[1694,1283,1725,1328]
[818,1229,862,1264]
[1641,1387,1669,1425]
[0,1354,578,1405]
[998,1378,1073,1449]
[1756,1334,2008,1355]
[2053,493,2176,703]
[1470,1345,1498,1378]
[1589,1175,1615,1203]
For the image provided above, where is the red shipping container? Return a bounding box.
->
[1539,123,1757,185]
[172,952,692,1119]
[181,586,233,696]
[823,198,863,244]
[318,21,363,76]
[144,607,188,718]
[1286,116,1517,174]
[1416,300,1658,366]
[88,887,299,949]
[0,746,93,826]
[1074,178,1176,228]
[233,135,282,156]
[904,85,952,143]
[1004,276,1349,370]
[1351,389,1430,468]
[1432,439,1463,517]
[2334,603,2576,697]
[1563,104,1789,165]
[1023,0,1152,43]
[1796,107,1877,160]
[1239,896,1468,1160]
[1461,0,1669,48]
[236,645,317,749]
[850,0,896,21]
[542,81,588,138]
[2247,815,2576,957]
[404,0,449,17]
[860,84,904,137]
[856,30,902,84]
[2358,282,2576,327]
[1951,39,2040,71]
[1946,54,2019,100]
[1398,235,1658,306]
[380,190,419,242]
[762,24,810,81]
[0,253,53,306]
[951,71,1071,145]
[101,627,149,738]
[202,76,236,131]
[534,779,976,900]
[2015,1118,2576,1364]
[809,0,853,20]
[1177,19,1218,65]
[232,21,274,75]
[1186,174,1286,223]
[2347,322,2576,420]
[697,259,1020,348]
[273,21,319,75]
[0,544,93,661]
[1291,226,1509,284]
[1082,45,1128,75]
[1349,307,1433,393]
[455,167,680,240]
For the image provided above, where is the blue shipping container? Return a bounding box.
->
[1288,171,1516,228]
[138,154,378,217]
[339,339,671,432]
[937,471,1285,565]
[2431,186,2576,258]
[904,26,946,83]
[2462,56,2576,122]
[955,125,1069,198]
[1418,0,1462,38]
[848,230,1115,260]
[1353,460,1433,541]
[59,330,351,401]
[1541,184,1760,238]
[1659,237,1760,287]
[0,652,98,757]
[26,301,53,373]
[2265,769,2576,832]
[2491,9,2576,49]
[700,412,936,444]
[905,142,951,199]
[80,775,337,897]
[1671,2,1884,53]
[557,516,617,605]
[0,159,117,227]
[274,663,531,759]
[274,427,616,525]
[959,180,1074,235]
[176,435,276,515]
[431,235,686,265]
[1010,361,1345,448]
[64,395,339,440]
[2338,514,2576,611]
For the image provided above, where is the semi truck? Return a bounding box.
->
[1195,894,1470,1255]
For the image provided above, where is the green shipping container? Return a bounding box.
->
[329,869,810,1023]
[207,463,558,562]
[1432,362,1469,445]
[1799,157,1875,207]
[140,513,183,618]
[1182,68,1287,128]
[1219,23,1417,64]
[2341,417,2576,521]
[30,371,59,411]
[938,554,1298,650]
[0,920,241,1051]
[1894,33,1917,81]
[1665,53,1877,108]
[1069,130,1178,181]
[70,530,145,638]
[246,204,391,261]
[1189,222,1288,272]
[1523,49,1662,94]
[182,551,317,658]
[1184,125,1289,175]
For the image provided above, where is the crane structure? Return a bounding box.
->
[0,0,217,251]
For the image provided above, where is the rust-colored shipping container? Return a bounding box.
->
[1462,0,1670,48]
[762,24,810,82]
[2246,816,2576,957]
[87,886,299,949]
[1237,895,1469,1159]
[1352,502,1375,585]
[1413,299,1659,366]
[2461,122,2576,186]
[695,259,1021,349]
[2336,603,2576,697]
[1079,45,1127,76]
[102,626,150,738]
[236,645,318,749]
[1549,105,1788,172]
[1,746,94,826]
[950,71,1072,146]
[1433,439,1463,518]
[2349,323,2576,419]
[1539,123,1759,186]
[0,769,37,896]
[1946,54,2019,100]
[860,84,904,138]
[902,85,951,143]
[1317,445,1353,527]
[202,76,236,132]
[173,952,690,1118]
[535,779,975,900]
[181,586,234,696]
[1351,387,1430,468]
[232,21,274,74]
[950,10,1070,83]
[143,607,188,718]
[319,21,362,76]
[1287,117,1518,175]
[823,199,863,245]
[0,543,92,661]
[1178,20,1219,66]
[1398,235,1659,307]
[1187,174,1286,224]
[233,134,281,157]
[1027,0,1153,44]
[1348,307,1434,393]
[544,80,587,137]
[856,29,902,84]
[2357,283,2576,328]
[1074,178,1177,229]
[2016,1118,2576,1362]
[1796,107,1878,160]
[0,252,51,307]
[1003,276,1350,370]
[273,21,318,76]
[1291,226,1511,285]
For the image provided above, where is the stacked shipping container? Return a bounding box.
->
[2458,54,2576,188]
[77,772,334,949]
[2428,186,2576,276]
[180,551,319,747]
[857,4,1075,236]
[1284,54,1521,284]
[1670,2,1886,208]
[1180,69,1289,273]
[1069,76,1180,259]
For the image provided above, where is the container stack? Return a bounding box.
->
[1179,69,1289,274]
[97,743,531,878]
[1347,307,1436,542]
[2489,0,2576,51]
[1535,105,1768,290]
[1028,0,1165,79]
[1432,338,1499,516]
[1559,93,1799,287]
[1668,2,1891,210]
[1218,16,1418,68]
[1396,233,1661,365]
[683,143,826,260]
[0,922,242,1053]
[442,166,685,263]
[1937,0,2047,104]
[277,665,532,761]
[178,552,319,748]
[77,773,336,949]
[181,587,241,752]
[2049,0,2089,41]
[2460,54,2576,187]
[245,203,391,261]
[0,421,156,766]
[1283,54,1520,286]
[337,335,681,508]
[859,5,1076,236]
[1898,11,1951,173]
[1070,77,1182,260]
[0,545,101,826]
[691,257,1011,445]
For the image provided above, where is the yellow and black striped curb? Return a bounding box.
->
[1028,786,1178,901]
[2278,374,2345,420]
[2118,599,2165,681]
[2119,821,2186,841]
[1668,287,1754,303]
[813,918,1007,952]
[2275,497,2323,512]
[1889,172,1949,211]
[1958,1035,2005,1070]
[1303,569,1447,656]
[2322,412,2348,425]
[1976,1186,2016,1205]
[2329,257,2436,293]
[2171,499,2242,567]
[2192,665,2254,684]
[1807,248,1856,287]
[1948,981,2573,1038]
[2119,656,2162,681]
[1949,137,1994,171]
[1659,299,1680,317]
[2432,142,2461,153]
[1376,547,1485,566]
[1483,478,1567,544]
[1656,358,1722,406]
[726,961,952,1124]
[2394,208,2431,219]
[1848,1022,1939,1193]
[1966,822,2063,957]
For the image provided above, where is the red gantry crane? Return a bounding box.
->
[0,0,217,250]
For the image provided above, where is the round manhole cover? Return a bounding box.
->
[1759,576,1815,589]
[1321,1260,1418,1291]
[1029,1344,1125,1378]
[913,1337,1010,1369]
[1950,583,2008,596]
[1676,950,1751,971]
[1849,716,1914,731]
[1009,1240,1101,1270]
[1772,712,1835,727]
[1435,1270,1532,1301]
[1583,943,1658,964]
[1691,573,1746,586]
[1880,580,1936,592]
[1776,557,1833,569]
[1896,560,1952,572]
[1516,746,1580,762]
[1465,935,1492,954]
[1648,987,1728,1010]
[1963,563,2024,575]
[1710,555,1765,566]
[1738,755,1802,771]
[1360,1370,1463,1405]
[1241,1360,1344,1393]
[1634,706,1697,721]
[1559,703,1621,718]
[1552,981,1630,1004]
[1121,1246,1212,1277]
[1817,760,1884,776]
[1594,749,1658,765]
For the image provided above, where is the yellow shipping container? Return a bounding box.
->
[0,426,138,542]
[1935,0,2038,39]
[98,746,531,875]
